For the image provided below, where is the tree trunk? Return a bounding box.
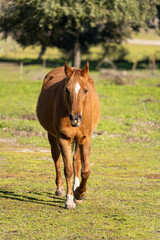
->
[73,38,81,68]
[38,45,46,59]
[96,46,117,70]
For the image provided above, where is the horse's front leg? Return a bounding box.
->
[59,138,76,209]
[73,143,81,192]
[74,138,91,200]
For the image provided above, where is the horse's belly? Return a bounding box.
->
[37,92,56,136]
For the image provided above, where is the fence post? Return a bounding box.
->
[132,60,138,71]
[19,62,23,80]
[152,52,156,69]
[43,59,46,69]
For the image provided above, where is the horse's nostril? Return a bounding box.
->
[69,114,73,121]
[70,114,82,124]
[78,115,82,121]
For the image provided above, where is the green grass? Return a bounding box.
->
[0,63,160,239]
[132,29,160,40]
[0,36,63,60]
[123,44,160,62]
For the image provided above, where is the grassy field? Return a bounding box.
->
[0,61,160,240]
[132,29,160,41]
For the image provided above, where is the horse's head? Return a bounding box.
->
[64,62,89,127]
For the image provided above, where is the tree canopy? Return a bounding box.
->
[0,0,158,67]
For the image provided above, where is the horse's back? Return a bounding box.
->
[43,66,65,88]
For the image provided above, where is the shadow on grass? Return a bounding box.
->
[0,189,65,209]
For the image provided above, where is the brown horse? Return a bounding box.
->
[37,62,100,209]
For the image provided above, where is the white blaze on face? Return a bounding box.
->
[75,82,81,98]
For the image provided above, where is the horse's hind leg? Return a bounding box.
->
[73,143,81,192]
[48,133,65,196]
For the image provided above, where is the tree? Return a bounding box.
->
[0,0,105,67]
[156,3,160,29]
[0,0,158,67]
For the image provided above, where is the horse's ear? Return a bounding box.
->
[81,61,89,78]
[64,62,73,77]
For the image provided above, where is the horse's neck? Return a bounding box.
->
[88,76,95,88]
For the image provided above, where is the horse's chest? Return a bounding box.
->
[60,127,87,144]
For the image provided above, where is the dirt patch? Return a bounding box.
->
[100,116,124,122]
[1,173,18,178]
[92,131,107,138]
[92,130,122,139]
[2,128,46,137]
[124,135,150,143]
[22,114,37,120]
[142,98,155,103]
[0,62,19,67]
[0,136,49,153]
[0,138,16,143]
[100,69,136,85]
[14,148,50,153]
[99,94,108,99]
[145,174,160,179]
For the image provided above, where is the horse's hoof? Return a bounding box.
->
[56,187,65,197]
[74,198,83,204]
[65,194,76,209]
[65,202,76,209]
[74,187,86,200]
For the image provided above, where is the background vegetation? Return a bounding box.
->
[0,0,159,67]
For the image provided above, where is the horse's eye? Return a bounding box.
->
[65,88,70,94]
[84,89,88,94]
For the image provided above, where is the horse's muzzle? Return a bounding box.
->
[69,114,82,127]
